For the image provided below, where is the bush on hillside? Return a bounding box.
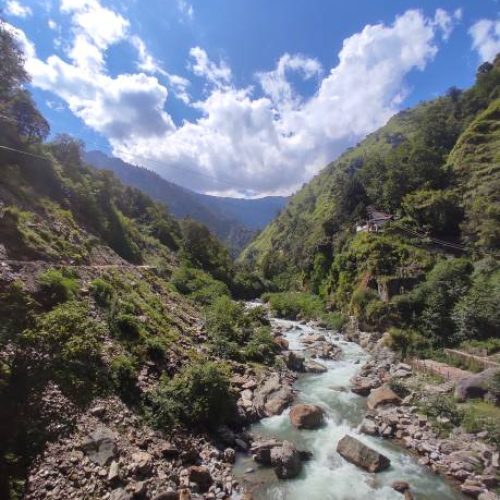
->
[38,268,79,307]
[21,301,104,391]
[90,278,114,307]
[148,362,235,429]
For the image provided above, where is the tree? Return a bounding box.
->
[0,23,28,100]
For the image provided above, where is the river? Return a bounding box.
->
[234,316,463,500]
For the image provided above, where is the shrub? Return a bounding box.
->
[149,362,235,429]
[90,278,114,307]
[112,313,142,340]
[171,265,229,305]
[242,326,278,364]
[322,311,347,331]
[263,292,325,320]
[144,336,168,361]
[461,401,500,446]
[110,354,137,400]
[387,327,429,358]
[38,268,79,307]
[21,301,104,391]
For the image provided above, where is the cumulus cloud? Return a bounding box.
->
[469,19,500,62]
[4,0,32,18]
[189,47,232,89]
[9,6,456,196]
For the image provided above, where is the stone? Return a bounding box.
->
[455,368,500,403]
[81,427,118,466]
[289,404,325,429]
[131,451,153,475]
[110,488,133,500]
[392,480,410,492]
[284,351,305,372]
[223,448,236,464]
[160,442,179,459]
[178,489,192,500]
[274,336,289,350]
[367,385,401,410]
[359,418,378,436]
[251,439,281,465]
[303,360,328,374]
[152,491,178,500]
[351,377,380,396]
[188,466,212,493]
[270,440,302,479]
[108,460,120,482]
[336,435,391,472]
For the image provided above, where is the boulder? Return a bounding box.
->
[367,385,401,410]
[336,435,390,472]
[110,489,133,500]
[392,480,410,492]
[254,374,294,417]
[284,351,305,372]
[270,440,302,479]
[303,359,328,373]
[131,451,153,475]
[359,418,378,436]
[289,404,325,429]
[188,466,212,493]
[274,336,289,350]
[351,376,381,396]
[81,426,118,466]
[455,368,500,404]
[251,439,281,465]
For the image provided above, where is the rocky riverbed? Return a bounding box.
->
[233,315,495,500]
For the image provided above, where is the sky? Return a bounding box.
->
[2,0,500,197]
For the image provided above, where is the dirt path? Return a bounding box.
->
[1,259,155,270]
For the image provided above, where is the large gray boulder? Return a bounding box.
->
[270,440,302,479]
[336,435,390,472]
[81,426,118,466]
[253,373,294,416]
[455,368,500,404]
[303,359,328,373]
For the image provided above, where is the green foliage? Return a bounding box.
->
[149,362,235,429]
[110,354,137,400]
[451,260,500,343]
[387,327,429,358]
[417,258,473,346]
[90,278,114,307]
[112,313,143,340]
[459,338,500,356]
[263,291,325,320]
[204,297,278,363]
[38,269,79,307]
[171,264,230,305]
[461,401,500,446]
[416,393,464,430]
[21,301,104,391]
[242,326,278,364]
[181,219,233,284]
[144,336,169,361]
[0,281,36,344]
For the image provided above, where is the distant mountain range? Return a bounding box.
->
[84,151,288,254]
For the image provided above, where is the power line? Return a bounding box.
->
[0,144,51,161]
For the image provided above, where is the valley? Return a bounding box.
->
[0,13,499,500]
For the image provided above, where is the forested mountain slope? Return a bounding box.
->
[85,151,287,254]
[241,56,500,353]
[0,25,276,498]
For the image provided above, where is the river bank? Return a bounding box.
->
[232,314,470,499]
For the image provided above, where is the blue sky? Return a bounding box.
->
[3,0,500,196]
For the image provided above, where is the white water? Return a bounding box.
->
[235,318,463,500]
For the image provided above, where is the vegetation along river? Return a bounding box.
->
[234,314,463,500]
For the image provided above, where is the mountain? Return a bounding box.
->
[84,150,288,254]
[240,56,500,350]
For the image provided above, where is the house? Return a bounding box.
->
[356,206,394,233]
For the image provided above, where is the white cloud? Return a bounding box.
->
[177,0,193,20]
[48,19,58,30]
[9,8,455,196]
[4,0,32,18]
[469,18,500,62]
[189,47,232,88]
[257,53,322,110]
[433,8,462,41]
